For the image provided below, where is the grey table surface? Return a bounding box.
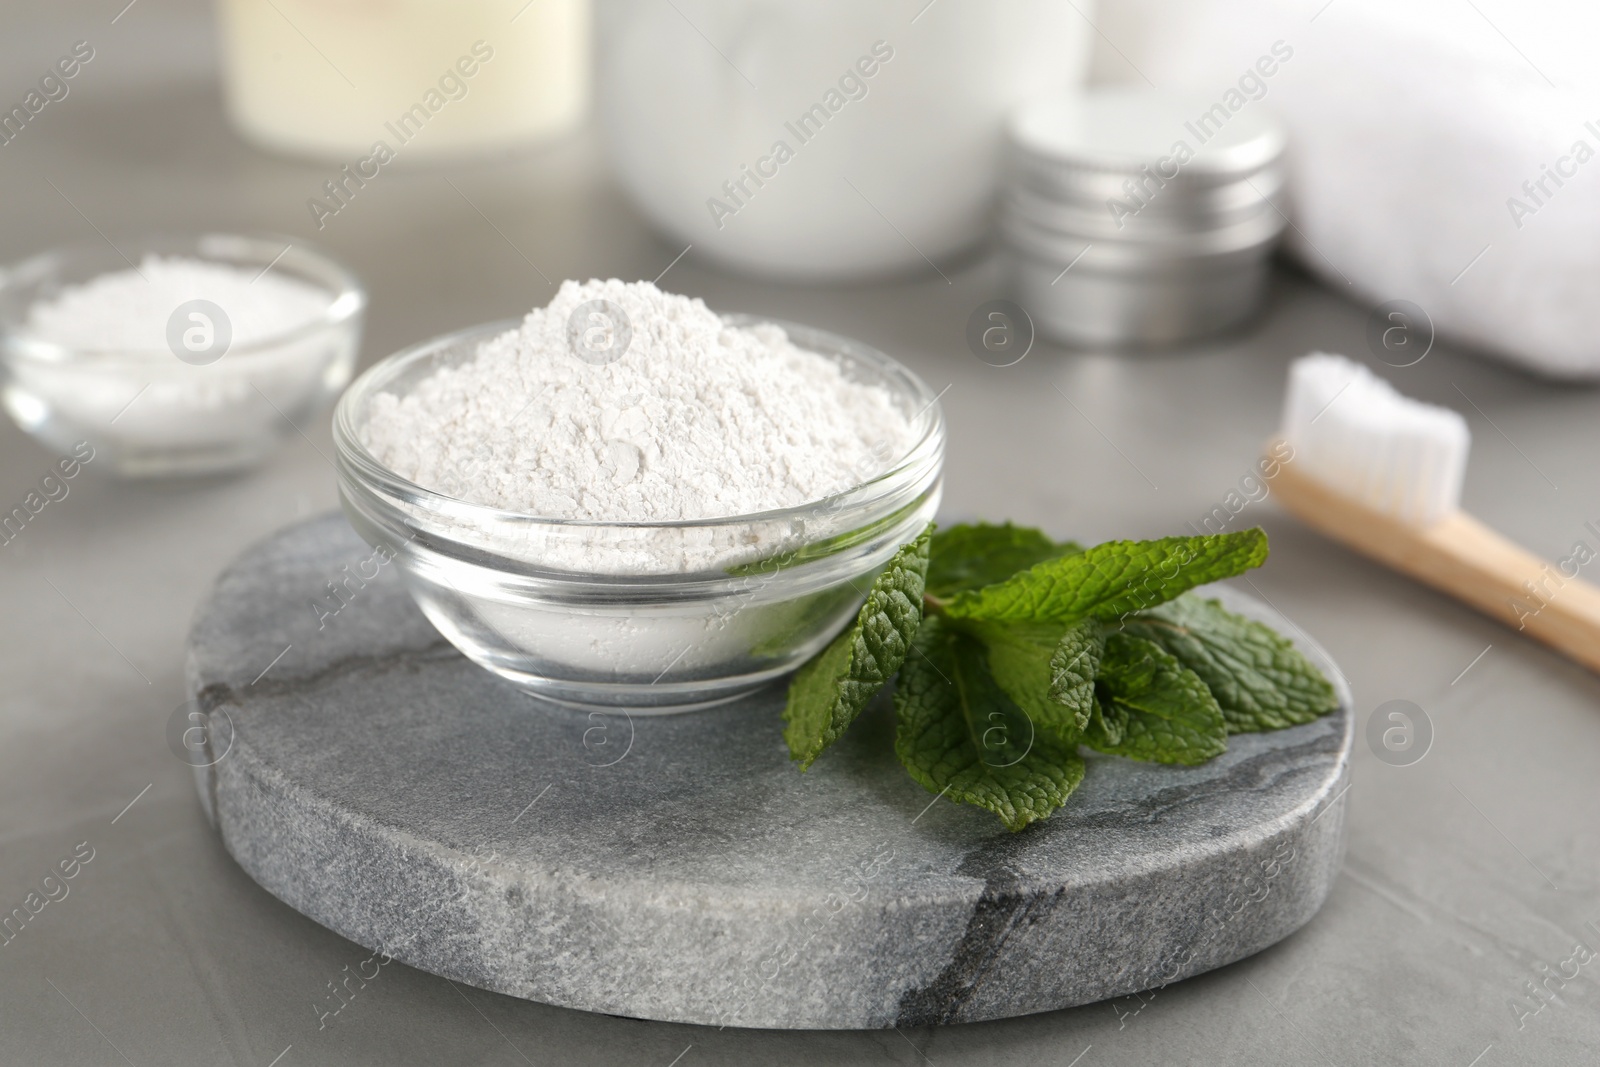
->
[2,3,1599,1065]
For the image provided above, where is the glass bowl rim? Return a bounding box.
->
[332,313,947,533]
[0,231,367,364]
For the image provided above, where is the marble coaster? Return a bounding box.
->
[184,514,1353,1030]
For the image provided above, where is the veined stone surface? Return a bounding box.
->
[185,514,1353,1030]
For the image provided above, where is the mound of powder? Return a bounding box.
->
[361,279,919,523]
[27,254,330,350]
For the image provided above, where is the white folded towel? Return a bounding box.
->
[1093,0,1600,378]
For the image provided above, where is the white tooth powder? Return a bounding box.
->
[352,279,931,689]
[26,254,329,351]
[362,279,918,525]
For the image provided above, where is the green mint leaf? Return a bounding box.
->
[894,618,1086,832]
[943,529,1268,625]
[1048,619,1103,718]
[960,617,1101,742]
[782,525,933,769]
[1122,594,1338,733]
[926,522,1082,598]
[1084,694,1129,748]
[1088,632,1228,765]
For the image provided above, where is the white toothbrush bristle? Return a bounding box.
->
[1280,353,1470,526]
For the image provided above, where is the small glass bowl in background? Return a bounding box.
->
[0,234,365,477]
[333,316,945,712]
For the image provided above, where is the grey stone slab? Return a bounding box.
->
[184,513,1353,1030]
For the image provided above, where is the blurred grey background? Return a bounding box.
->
[1,1,1598,1064]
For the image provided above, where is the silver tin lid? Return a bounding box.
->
[1008,88,1287,204]
[1001,88,1291,348]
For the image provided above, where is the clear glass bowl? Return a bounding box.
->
[0,233,365,477]
[333,316,945,711]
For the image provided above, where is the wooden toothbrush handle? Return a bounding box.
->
[1267,455,1600,674]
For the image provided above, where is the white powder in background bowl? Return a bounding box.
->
[361,279,919,524]
[6,251,358,476]
[27,254,330,350]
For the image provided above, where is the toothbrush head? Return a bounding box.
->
[1278,352,1470,527]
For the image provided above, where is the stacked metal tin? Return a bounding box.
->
[1002,88,1289,348]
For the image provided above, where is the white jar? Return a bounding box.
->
[596,0,1092,280]
[218,0,589,161]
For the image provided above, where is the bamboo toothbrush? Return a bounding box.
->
[1266,352,1600,673]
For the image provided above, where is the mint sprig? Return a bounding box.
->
[782,526,931,770]
[964,618,1100,743]
[1087,633,1227,765]
[781,522,1338,830]
[925,522,1082,598]
[943,530,1269,625]
[1121,593,1338,734]
[894,619,1086,833]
